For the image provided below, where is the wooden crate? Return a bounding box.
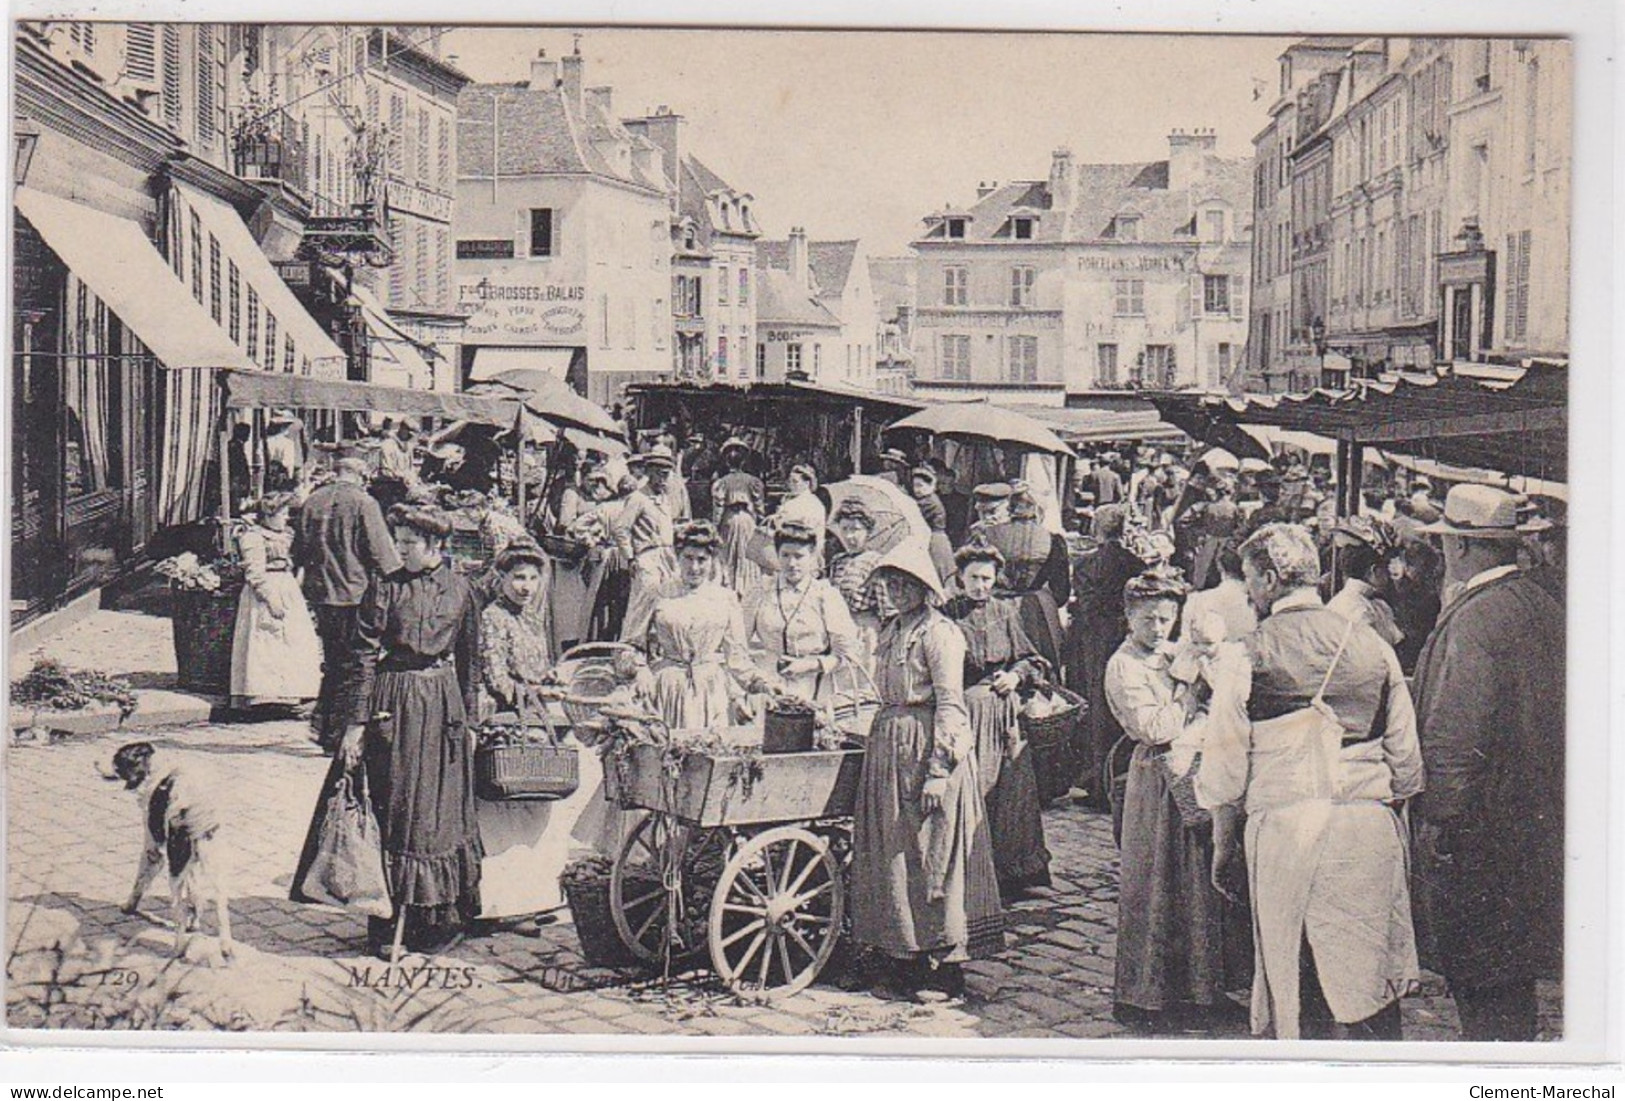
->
[606,742,863,828]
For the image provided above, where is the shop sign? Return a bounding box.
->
[764,329,813,342]
[1076,252,1191,273]
[386,182,453,223]
[456,239,515,260]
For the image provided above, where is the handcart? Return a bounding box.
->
[597,713,869,999]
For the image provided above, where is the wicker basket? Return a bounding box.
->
[1019,684,1088,804]
[560,857,641,969]
[556,643,638,728]
[170,586,242,695]
[474,734,580,801]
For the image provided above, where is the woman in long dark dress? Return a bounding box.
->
[943,543,1052,900]
[972,483,1071,676]
[295,504,484,958]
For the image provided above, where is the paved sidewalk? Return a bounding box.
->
[4,719,1561,1041]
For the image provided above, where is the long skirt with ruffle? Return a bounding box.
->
[851,703,1005,962]
[1114,742,1236,1013]
[364,666,483,925]
[717,511,763,597]
[967,685,1052,895]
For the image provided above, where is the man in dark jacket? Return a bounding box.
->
[1064,504,1147,806]
[1411,484,1565,1041]
[292,457,403,753]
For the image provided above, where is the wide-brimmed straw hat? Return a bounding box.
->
[870,538,945,602]
[720,436,754,456]
[1418,484,1544,540]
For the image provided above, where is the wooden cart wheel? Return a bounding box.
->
[708,826,844,997]
[610,813,732,964]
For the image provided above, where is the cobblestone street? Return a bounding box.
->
[5,715,1559,1042]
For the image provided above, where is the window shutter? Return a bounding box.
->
[515,209,528,257]
[162,25,183,131]
[125,24,157,84]
[1230,274,1246,320]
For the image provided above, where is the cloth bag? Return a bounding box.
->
[299,768,393,919]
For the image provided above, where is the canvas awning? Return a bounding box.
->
[1028,401,1185,444]
[15,187,253,371]
[1145,367,1567,482]
[470,346,576,382]
[220,370,520,427]
[174,183,347,377]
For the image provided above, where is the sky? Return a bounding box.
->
[442,27,1294,254]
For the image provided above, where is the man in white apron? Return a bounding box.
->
[1197,522,1424,1040]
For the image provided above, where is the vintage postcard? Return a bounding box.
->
[3,16,1601,1060]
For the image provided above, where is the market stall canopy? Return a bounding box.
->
[1145,366,1567,482]
[220,370,520,427]
[469,346,574,383]
[1379,451,1567,502]
[1199,447,1239,473]
[884,402,1076,457]
[1029,399,1186,444]
[470,368,623,438]
[15,187,253,371]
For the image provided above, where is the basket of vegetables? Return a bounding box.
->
[473,718,580,801]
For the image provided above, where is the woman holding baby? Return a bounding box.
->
[1103,566,1248,1033]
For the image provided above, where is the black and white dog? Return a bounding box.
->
[102,742,235,962]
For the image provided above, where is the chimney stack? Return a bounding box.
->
[1048,148,1075,217]
[788,227,810,291]
[624,109,685,189]
[976,180,998,199]
[561,40,584,114]
[1167,127,1218,193]
[529,49,558,91]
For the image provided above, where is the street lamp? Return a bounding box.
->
[14,116,40,188]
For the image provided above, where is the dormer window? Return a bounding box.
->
[1013,217,1034,240]
[1115,215,1141,242]
[1202,209,1227,242]
[683,224,698,251]
[947,218,967,239]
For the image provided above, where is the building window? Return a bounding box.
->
[1203,274,1231,315]
[599,294,611,348]
[944,265,968,306]
[1115,216,1140,241]
[1525,59,1540,173]
[1013,217,1034,240]
[208,236,222,323]
[1506,230,1532,342]
[1113,278,1145,316]
[416,107,430,183]
[196,27,218,148]
[227,262,241,344]
[813,344,821,377]
[189,211,204,304]
[626,300,638,349]
[718,265,730,305]
[389,93,405,173]
[529,208,554,258]
[1006,335,1038,382]
[284,334,296,374]
[1473,39,1492,94]
[1010,266,1035,308]
[756,342,766,379]
[653,298,667,350]
[940,334,971,381]
[738,267,750,305]
[1144,344,1176,387]
[1202,210,1226,242]
[946,218,967,239]
[1217,342,1234,384]
[786,344,803,374]
[718,336,729,372]
[245,288,259,363]
[1096,343,1119,385]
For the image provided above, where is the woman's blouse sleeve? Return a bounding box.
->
[238,527,270,594]
[481,606,519,713]
[347,573,393,726]
[722,591,758,689]
[819,583,862,675]
[924,618,971,779]
[1194,641,1254,810]
[456,580,482,718]
[1103,649,1189,747]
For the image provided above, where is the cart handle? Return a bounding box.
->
[559,641,640,665]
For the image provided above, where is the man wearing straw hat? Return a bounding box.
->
[1409,484,1564,1041]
